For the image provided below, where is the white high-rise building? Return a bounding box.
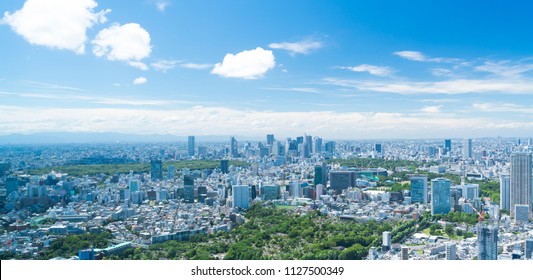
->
[382,231,391,251]
[463,138,472,159]
[500,174,511,211]
[446,243,457,260]
[510,152,532,219]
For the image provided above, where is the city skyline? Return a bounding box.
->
[2,1,533,139]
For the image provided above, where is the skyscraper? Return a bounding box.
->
[232,185,250,209]
[410,176,428,204]
[230,137,238,158]
[510,152,532,218]
[374,143,382,154]
[500,174,511,212]
[220,159,229,174]
[477,222,498,260]
[183,175,194,203]
[314,163,327,186]
[431,178,451,215]
[444,139,452,153]
[382,231,391,251]
[401,247,409,260]
[266,134,274,145]
[187,136,195,157]
[463,138,472,159]
[150,159,163,181]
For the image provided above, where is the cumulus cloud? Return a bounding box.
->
[1,0,109,54]
[92,23,151,66]
[211,47,275,79]
[340,64,393,77]
[133,77,147,85]
[268,40,323,55]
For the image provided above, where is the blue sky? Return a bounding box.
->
[1,0,533,139]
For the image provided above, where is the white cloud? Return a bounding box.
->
[133,77,147,85]
[128,61,148,71]
[156,1,169,12]
[268,40,323,55]
[393,50,459,63]
[472,103,533,114]
[323,77,533,95]
[92,23,151,66]
[475,61,533,77]
[1,0,109,54]
[430,68,454,77]
[394,51,427,61]
[340,64,393,77]
[181,63,214,70]
[1,105,532,138]
[151,60,180,72]
[211,47,275,79]
[421,105,442,113]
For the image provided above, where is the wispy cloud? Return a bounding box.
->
[472,102,533,114]
[474,60,533,78]
[23,80,83,91]
[268,39,323,55]
[323,77,533,95]
[1,105,532,138]
[393,50,460,63]
[421,105,442,113]
[155,1,170,12]
[180,63,214,70]
[151,60,181,72]
[339,64,393,77]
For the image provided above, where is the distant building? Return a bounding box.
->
[462,184,479,201]
[325,141,335,154]
[374,143,382,154]
[525,239,533,259]
[431,178,451,215]
[184,175,194,203]
[478,222,498,260]
[329,171,356,193]
[500,174,511,212]
[167,165,175,180]
[514,204,529,223]
[188,136,195,157]
[220,160,229,174]
[266,134,275,145]
[410,176,428,204]
[382,231,391,251]
[314,163,328,186]
[230,137,238,158]
[463,138,472,159]
[232,185,250,209]
[510,152,532,219]
[150,160,163,181]
[289,181,300,198]
[6,176,18,195]
[444,139,452,153]
[446,243,457,260]
[261,185,280,200]
[401,246,409,260]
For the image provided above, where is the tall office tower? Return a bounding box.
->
[314,163,328,186]
[500,174,511,211]
[330,171,356,193]
[220,159,229,174]
[290,181,301,198]
[305,135,313,153]
[444,139,452,153]
[462,138,472,159]
[271,141,281,156]
[266,134,275,145]
[382,231,391,251]
[410,176,428,204]
[167,165,175,180]
[232,185,250,209]
[510,152,532,218]
[477,222,498,260]
[446,243,457,260]
[325,141,336,154]
[525,239,533,259]
[150,159,163,181]
[401,247,409,260]
[314,137,323,153]
[431,178,451,215]
[296,136,304,144]
[187,136,195,157]
[183,175,194,203]
[374,143,382,154]
[230,137,238,158]
[6,175,18,195]
[514,205,529,222]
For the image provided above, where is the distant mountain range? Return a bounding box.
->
[0,132,259,144]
